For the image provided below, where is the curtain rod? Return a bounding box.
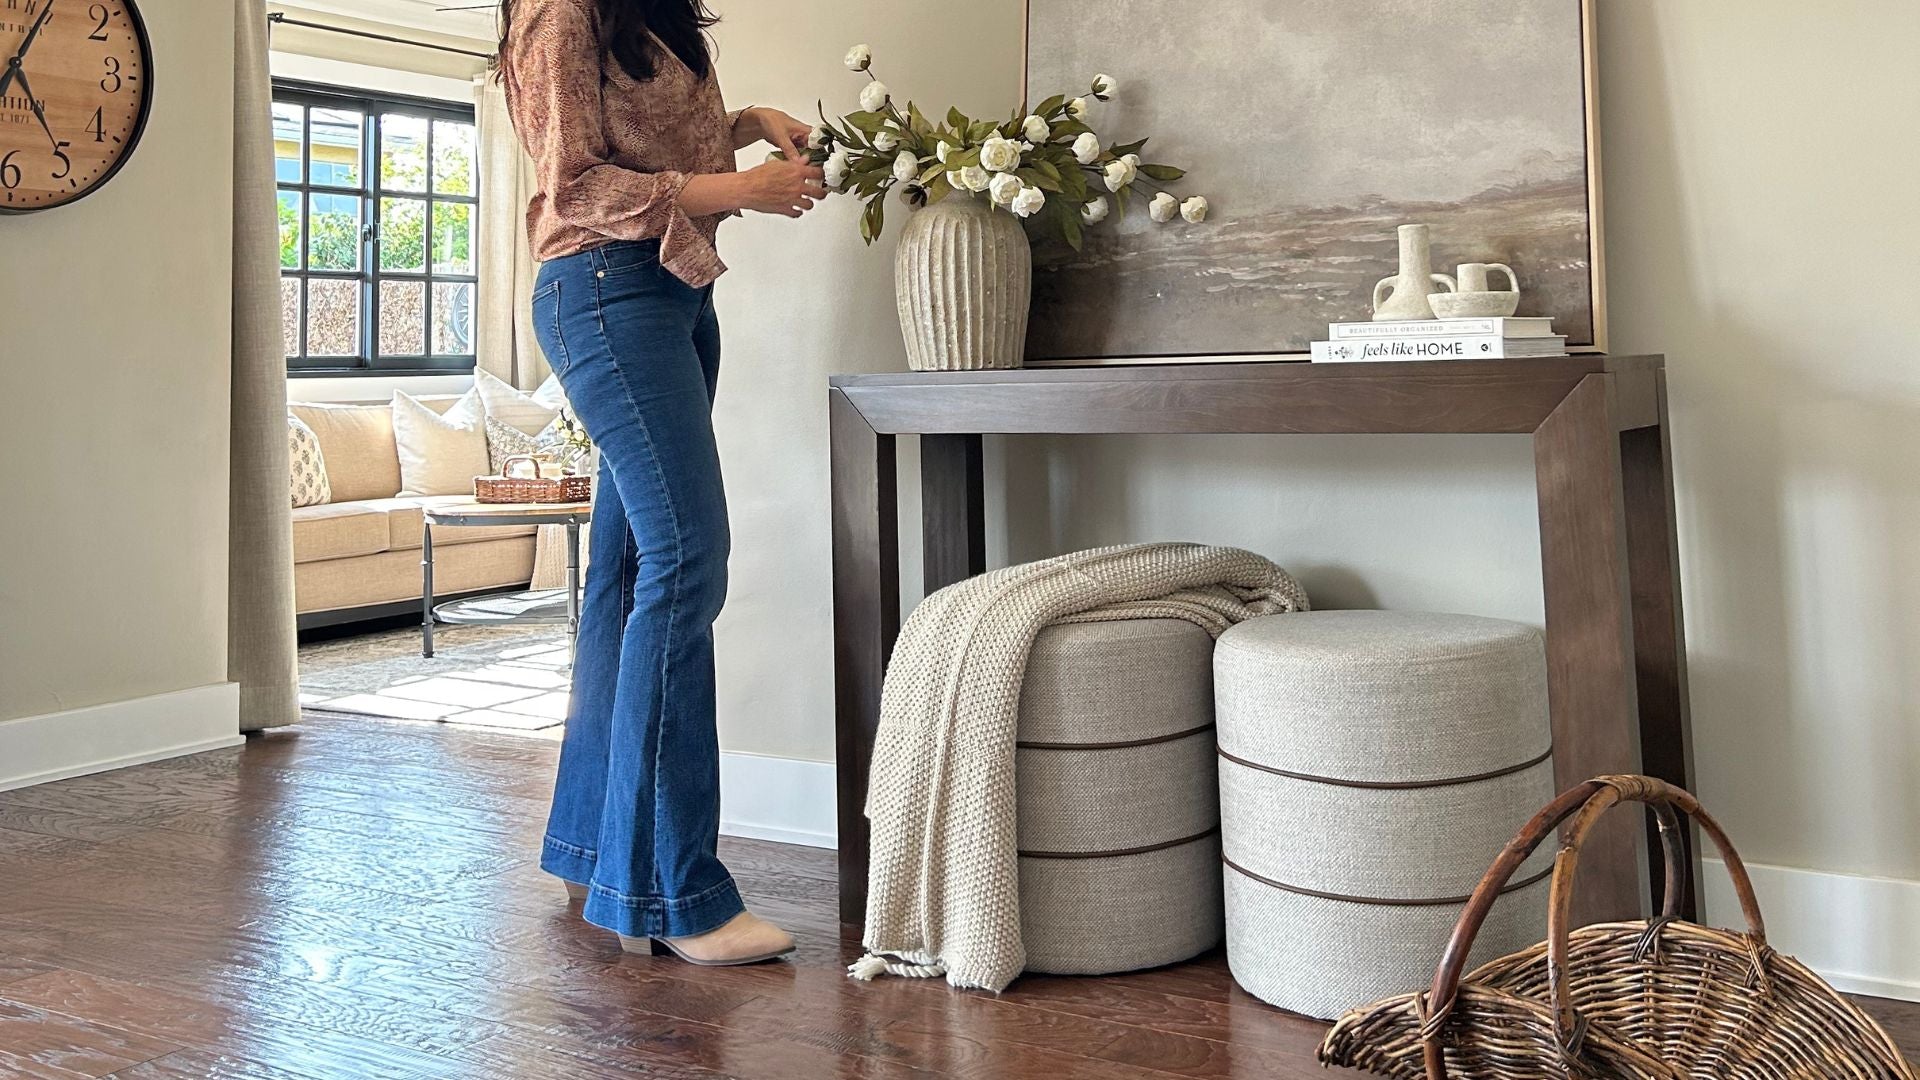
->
[267,12,497,62]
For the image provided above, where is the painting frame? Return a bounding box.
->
[1020,0,1608,366]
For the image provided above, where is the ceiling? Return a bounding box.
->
[281,0,497,44]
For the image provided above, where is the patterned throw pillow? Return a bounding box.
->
[485,415,570,476]
[289,413,332,508]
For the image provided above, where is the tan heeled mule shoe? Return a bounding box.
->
[619,911,796,966]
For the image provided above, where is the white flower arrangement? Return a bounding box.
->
[807,47,1206,247]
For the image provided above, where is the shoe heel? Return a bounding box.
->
[563,881,589,902]
[649,938,673,957]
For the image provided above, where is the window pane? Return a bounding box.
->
[306,280,361,356]
[432,120,475,195]
[273,102,303,184]
[432,282,474,356]
[382,114,428,192]
[432,202,472,275]
[379,197,427,273]
[277,190,302,270]
[379,280,426,357]
[307,193,361,271]
[308,107,362,187]
[280,278,302,358]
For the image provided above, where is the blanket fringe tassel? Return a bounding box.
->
[848,952,946,981]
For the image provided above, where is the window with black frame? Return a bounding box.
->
[273,82,479,375]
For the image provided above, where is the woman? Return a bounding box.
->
[499,0,822,965]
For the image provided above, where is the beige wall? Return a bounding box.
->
[712,0,1920,894]
[0,0,237,721]
[705,0,1023,762]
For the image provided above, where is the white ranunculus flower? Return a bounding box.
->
[956,164,992,192]
[979,136,1022,173]
[807,125,830,150]
[1021,114,1050,143]
[1102,157,1137,191]
[892,149,920,183]
[844,44,872,71]
[1149,191,1178,222]
[1092,73,1118,99]
[872,129,900,152]
[1081,196,1110,224]
[823,150,851,190]
[934,141,952,163]
[1180,195,1209,223]
[859,80,890,113]
[1067,97,1089,119]
[1122,153,1141,168]
[1072,132,1101,165]
[1010,185,1046,218]
[988,171,1023,207]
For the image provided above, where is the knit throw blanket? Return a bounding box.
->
[850,543,1309,992]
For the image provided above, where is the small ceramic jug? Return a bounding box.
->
[1457,262,1520,294]
[1372,224,1457,321]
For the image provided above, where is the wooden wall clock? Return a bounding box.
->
[0,0,153,214]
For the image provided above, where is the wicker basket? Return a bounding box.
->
[1319,775,1917,1079]
[474,455,591,505]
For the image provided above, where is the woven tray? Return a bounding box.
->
[474,455,591,504]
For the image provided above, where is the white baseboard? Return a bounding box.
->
[0,684,243,793]
[1704,857,1920,1002]
[719,751,836,849]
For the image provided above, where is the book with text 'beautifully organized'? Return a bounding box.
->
[1330,317,1557,341]
[1310,336,1571,362]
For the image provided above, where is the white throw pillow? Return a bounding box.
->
[288,413,332,508]
[474,368,561,436]
[392,388,491,496]
[532,374,569,411]
[485,414,570,476]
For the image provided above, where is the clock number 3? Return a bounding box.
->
[102,55,123,93]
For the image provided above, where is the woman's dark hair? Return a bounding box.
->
[500,0,719,82]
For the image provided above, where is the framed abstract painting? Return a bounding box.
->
[1023,0,1604,364]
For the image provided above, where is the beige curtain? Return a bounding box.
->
[231,0,299,730]
[475,75,550,390]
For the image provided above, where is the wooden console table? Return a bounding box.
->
[829,355,1692,929]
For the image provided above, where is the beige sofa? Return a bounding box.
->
[291,397,535,623]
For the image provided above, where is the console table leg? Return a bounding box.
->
[1620,372,1698,919]
[921,433,985,594]
[830,390,899,926]
[1534,374,1647,924]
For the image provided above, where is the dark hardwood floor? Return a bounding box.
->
[0,716,1913,1078]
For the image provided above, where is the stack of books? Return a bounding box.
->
[1309,318,1568,362]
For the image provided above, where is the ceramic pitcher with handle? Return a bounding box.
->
[1372,224,1457,321]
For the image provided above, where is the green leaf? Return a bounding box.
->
[1062,206,1084,251]
[1034,94,1066,119]
[947,106,968,130]
[1030,158,1063,183]
[843,109,890,136]
[968,119,1000,142]
[1016,167,1063,193]
[907,102,933,137]
[861,196,886,244]
[1050,118,1092,140]
[925,174,955,203]
[1139,164,1186,182]
[918,161,947,185]
[1108,137,1149,158]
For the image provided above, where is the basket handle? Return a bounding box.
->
[501,455,540,479]
[1418,775,1770,1080]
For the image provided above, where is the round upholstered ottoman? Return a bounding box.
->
[1214,610,1555,1020]
[1016,618,1223,975]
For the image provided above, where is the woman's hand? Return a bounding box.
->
[731,157,827,218]
[741,107,813,161]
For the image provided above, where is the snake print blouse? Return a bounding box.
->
[501,0,743,286]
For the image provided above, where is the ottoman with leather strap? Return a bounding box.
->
[1016,618,1223,975]
[1213,610,1555,1019]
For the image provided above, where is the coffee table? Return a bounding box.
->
[421,500,591,659]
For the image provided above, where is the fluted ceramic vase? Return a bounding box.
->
[894,195,1031,371]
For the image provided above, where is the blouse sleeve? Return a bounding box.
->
[507,0,722,283]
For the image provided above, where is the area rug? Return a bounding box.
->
[299,624,571,738]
